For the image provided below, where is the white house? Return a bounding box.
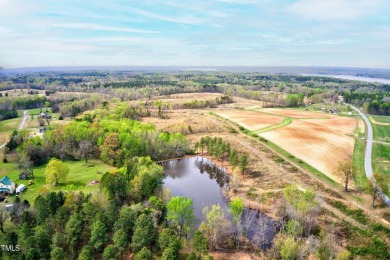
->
[0,176,16,195]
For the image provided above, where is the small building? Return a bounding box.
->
[330,108,339,114]
[38,112,51,120]
[0,176,15,195]
[19,172,28,180]
[39,127,46,133]
[16,184,26,194]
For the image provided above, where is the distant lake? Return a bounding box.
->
[162,156,276,248]
[303,74,390,84]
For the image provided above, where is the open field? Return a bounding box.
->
[259,117,356,181]
[0,116,22,145]
[370,115,390,125]
[372,123,390,143]
[213,106,357,182]
[0,158,114,205]
[259,108,331,118]
[0,89,46,97]
[369,115,390,186]
[217,110,284,131]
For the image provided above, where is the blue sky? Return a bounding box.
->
[1,0,389,68]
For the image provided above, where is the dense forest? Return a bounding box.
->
[1,71,389,114]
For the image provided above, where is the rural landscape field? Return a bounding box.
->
[1,0,390,259]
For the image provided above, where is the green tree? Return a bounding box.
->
[51,246,66,260]
[131,214,156,253]
[102,245,119,260]
[280,237,298,260]
[90,220,108,252]
[166,196,196,238]
[229,198,243,247]
[113,229,128,255]
[100,171,128,203]
[34,225,52,258]
[238,155,248,175]
[158,228,181,258]
[335,158,353,192]
[192,230,208,256]
[65,213,84,258]
[45,158,69,185]
[134,247,153,260]
[77,245,93,260]
[161,247,178,260]
[100,133,121,166]
[199,204,231,250]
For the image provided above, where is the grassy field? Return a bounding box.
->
[0,116,22,144]
[373,124,390,143]
[367,115,390,196]
[353,132,368,190]
[0,159,115,205]
[371,115,390,124]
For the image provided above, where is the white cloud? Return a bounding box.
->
[287,0,383,20]
[51,23,158,34]
[125,7,206,25]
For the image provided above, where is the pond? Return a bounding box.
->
[162,156,276,248]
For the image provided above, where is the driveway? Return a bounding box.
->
[0,110,28,149]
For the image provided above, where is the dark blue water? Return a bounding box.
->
[162,156,276,248]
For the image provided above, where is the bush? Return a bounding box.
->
[2,158,8,163]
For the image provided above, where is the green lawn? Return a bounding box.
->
[353,132,367,190]
[0,117,22,144]
[368,116,390,195]
[372,124,390,143]
[372,115,390,124]
[0,159,115,205]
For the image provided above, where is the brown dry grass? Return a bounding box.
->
[261,108,330,118]
[217,110,283,131]
[260,117,356,181]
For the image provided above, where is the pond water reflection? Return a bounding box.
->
[162,156,276,248]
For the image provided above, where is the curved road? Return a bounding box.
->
[350,105,390,206]
[0,110,28,149]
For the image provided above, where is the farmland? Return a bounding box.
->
[216,108,357,182]
[1,71,390,259]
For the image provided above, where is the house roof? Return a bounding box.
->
[0,176,12,185]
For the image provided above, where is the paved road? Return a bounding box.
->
[350,105,390,206]
[0,110,28,149]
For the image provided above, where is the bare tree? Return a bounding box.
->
[370,173,389,207]
[0,206,8,233]
[17,153,34,179]
[79,139,93,163]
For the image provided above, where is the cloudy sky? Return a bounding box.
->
[1,0,389,68]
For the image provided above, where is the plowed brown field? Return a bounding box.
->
[261,108,330,118]
[259,116,357,181]
[217,110,284,131]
